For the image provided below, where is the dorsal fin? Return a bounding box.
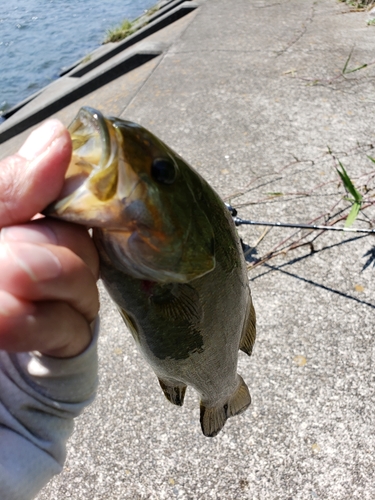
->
[239,300,256,356]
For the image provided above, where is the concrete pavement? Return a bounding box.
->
[1,0,375,498]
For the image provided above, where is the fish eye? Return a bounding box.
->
[151,158,176,185]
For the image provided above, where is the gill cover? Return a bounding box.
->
[46,107,215,283]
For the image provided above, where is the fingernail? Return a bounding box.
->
[1,225,57,245]
[18,120,64,161]
[5,242,62,282]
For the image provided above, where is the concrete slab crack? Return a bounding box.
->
[119,53,165,117]
[120,7,199,117]
[276,1,316,56]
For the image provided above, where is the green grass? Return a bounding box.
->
[102,3,162,44]
[338,0,375,8]
[335,161,363,227]
[103,19,137,44]
[145,5,160,17]
[81,54,92,64]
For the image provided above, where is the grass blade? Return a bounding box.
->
[345,202,361,227]
[336,161,363,203]
[342,47,354,74]
[344,63,368,74]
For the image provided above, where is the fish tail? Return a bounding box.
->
[200,375,251,437]
[226,375,252,418]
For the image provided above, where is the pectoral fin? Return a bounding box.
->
[150,283,202,323]
[146,284,204,360]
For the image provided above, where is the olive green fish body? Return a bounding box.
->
[94,178,251,398]
[46,107,256,437]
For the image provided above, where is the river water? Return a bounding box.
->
[0,0,157,116]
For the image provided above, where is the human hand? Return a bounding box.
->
[0,120,99,357]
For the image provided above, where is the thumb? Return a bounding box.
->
[0,120,72,228]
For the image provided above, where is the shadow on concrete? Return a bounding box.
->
[250,235,375,310]
[362,246,375,271]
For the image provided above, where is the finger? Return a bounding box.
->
[0,241,99,323]
[0,120,72,228]
[0,293,92,357]
[1,218,100,280]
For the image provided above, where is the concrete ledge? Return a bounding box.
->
[59,0,190,77]
[0,43,164,144]
[1,89,44,120]
[67,2,197,78]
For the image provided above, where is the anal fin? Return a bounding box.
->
[200,375,251,437]
[240,300,256,356]
[158,378,187,406]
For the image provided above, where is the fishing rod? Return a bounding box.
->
[225,204,375,235]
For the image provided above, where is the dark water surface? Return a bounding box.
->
[0,0,157,115]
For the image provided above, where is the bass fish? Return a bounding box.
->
[46,107,256,437]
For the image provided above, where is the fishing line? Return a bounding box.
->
[225,204,375,234]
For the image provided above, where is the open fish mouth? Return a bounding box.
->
[70,106,112,170]
[44,107,128,226]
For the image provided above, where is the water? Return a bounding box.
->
[0,0,158,116]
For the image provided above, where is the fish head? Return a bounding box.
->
[46,107,215,283]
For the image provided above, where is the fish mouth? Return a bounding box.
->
[44,106,126,226]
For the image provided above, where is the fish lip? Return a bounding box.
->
[70,106,111,166]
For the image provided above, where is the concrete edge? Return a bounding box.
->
[68,2,198,78]
[1,89,44,120]
[0,44,164,144]
[59,0,188,77]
